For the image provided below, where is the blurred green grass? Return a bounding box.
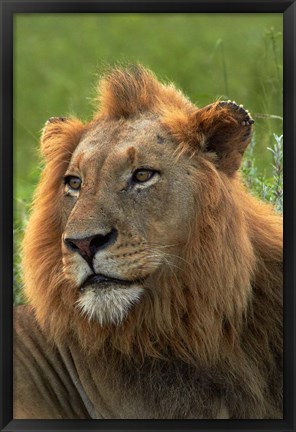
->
[14,13,283,302]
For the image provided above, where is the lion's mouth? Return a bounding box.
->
[80,273,147,291]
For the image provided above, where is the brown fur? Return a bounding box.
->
[18,65,282,419]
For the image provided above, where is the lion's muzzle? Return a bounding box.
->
[80,273,147,291]
[64,228,118,267]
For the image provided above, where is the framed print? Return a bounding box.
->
[0,1,295,431]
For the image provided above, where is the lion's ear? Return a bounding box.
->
[41,117,84,161]
[196,101,254,175]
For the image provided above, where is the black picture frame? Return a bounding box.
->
[0,1,295,431]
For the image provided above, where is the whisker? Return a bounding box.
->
[143,246,194,272]
[144,251,185,274]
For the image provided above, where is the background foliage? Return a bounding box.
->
[14,13,283,303]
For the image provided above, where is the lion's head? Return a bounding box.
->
[23,65,269,365]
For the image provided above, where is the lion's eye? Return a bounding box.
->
[65,176,82,190]
[132,169,155,183]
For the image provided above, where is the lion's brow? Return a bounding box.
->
[74,151,85,169]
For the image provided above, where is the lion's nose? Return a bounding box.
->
[64,228,118,262]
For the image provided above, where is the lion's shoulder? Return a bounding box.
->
[14,304,39,335]
[13,305,91,419]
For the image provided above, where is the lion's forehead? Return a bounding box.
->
[70,116,174,174]
[80,116,165,149]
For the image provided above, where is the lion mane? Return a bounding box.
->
[16,65,282,419]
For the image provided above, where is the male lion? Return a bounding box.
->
[14,65,282,419]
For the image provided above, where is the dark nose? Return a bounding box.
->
[64,228,118,263]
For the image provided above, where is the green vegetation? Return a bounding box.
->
[242,134,283,213]
[14,13,283,303]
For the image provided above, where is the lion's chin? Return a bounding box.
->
[76,284,144,326]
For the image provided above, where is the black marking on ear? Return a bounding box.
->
[45,116,67,126]
[218,100,255,126]
[157,134,165,144]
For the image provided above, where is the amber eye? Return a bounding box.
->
[132,169,155,183]
[65,176,81,190]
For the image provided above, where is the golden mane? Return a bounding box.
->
[23,66,282,372]
[96,64,195,118]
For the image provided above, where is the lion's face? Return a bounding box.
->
[24,66,257,361]
[61,115,196,325]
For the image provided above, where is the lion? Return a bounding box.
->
[14,65,282,419]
